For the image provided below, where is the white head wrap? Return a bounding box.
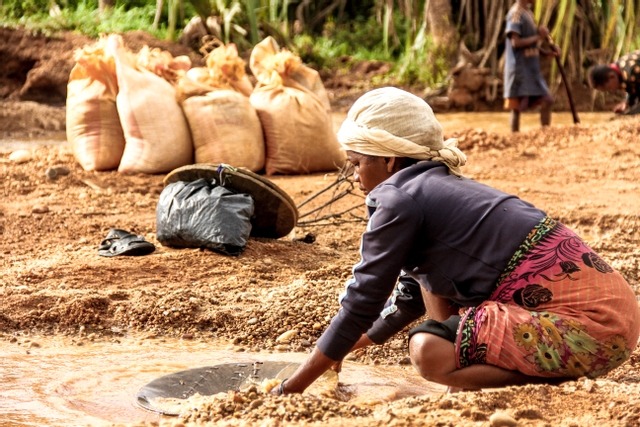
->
[337,87,467,176]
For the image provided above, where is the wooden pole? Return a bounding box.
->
[548,37,580,124]
[555,56,580,124]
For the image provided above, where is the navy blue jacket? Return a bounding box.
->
[316,161,546,360]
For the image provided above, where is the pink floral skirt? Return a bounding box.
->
[457,217,640,378]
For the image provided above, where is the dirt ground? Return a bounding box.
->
[2,27,640,427]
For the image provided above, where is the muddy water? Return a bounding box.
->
[1,334,444,426]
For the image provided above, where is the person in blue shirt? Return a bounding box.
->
[272,87,640,396]
[503,0,559,132]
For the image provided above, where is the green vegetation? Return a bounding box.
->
[0,0,450,87]
[2,0,640,89]
[0,1,167,38]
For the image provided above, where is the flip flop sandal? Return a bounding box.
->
[98,228,133,252]
[98,229,156,257]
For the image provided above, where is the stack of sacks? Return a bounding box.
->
[67,34,194,174]
[249,36,345,175]
[176,43,265,172]
[67,35,344,177]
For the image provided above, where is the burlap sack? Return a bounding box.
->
[175,43,253,99]
[66,38,125,171]
[204,43,254,96]
[181,90,265,171]
[106,34,193,174]
[136,45,191,84]
[250,37,330,111]
[249,37,345,175]
[176,43,264,171]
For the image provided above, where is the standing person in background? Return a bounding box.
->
[588,51,640,115]
[503,0,559,132]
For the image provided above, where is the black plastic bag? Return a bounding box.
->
[156,178,254,256]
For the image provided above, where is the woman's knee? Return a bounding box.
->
[408,333,456,381]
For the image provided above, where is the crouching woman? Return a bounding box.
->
[274,87,640,394]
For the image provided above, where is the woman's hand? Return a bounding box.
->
[269,335,375,395]
[270,378,289,396]
[269,347,337,396]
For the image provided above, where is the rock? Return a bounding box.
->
[45,166,70,180]
[32,205,50,214]
[489,411,518,427]
[398,356,411,365]
[9,149,32,163]
[276,329,297,343]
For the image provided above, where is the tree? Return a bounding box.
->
[427,0,456,48]
[99,0,115,13]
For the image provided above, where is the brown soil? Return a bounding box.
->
[2,27,640,427]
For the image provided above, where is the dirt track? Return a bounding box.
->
[2,108,640,425]
[2,26,640,427]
